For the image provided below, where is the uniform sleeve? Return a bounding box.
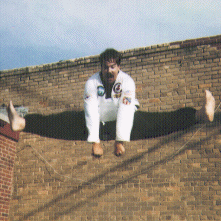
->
[116,78,136,141]
[84,78,100,143]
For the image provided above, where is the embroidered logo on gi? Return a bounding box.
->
[97,86,105,96]
[123,97,131,105]
[124,90,132,96]
[113,93,121,98]
[113,83,122,94]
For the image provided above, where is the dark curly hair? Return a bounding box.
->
[99,48,122,66]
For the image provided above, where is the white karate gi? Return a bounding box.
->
[84,71,139,143]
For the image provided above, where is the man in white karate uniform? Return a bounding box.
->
[84,48,139,157]
[6,49,216,158]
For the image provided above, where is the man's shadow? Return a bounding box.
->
[23,108,221,141]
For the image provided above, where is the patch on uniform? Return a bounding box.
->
[123,97,131,105]
[124,90,132,96]
[113,83,122,94]
[97,86,105,96]
[113,93,121,98]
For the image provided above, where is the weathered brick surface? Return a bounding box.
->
[0,35,221,220]
[0,134,17,221]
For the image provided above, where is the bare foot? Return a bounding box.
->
[7,101,26,131]
[92,142,103,157]
[114,141,125,156]
[196,90,215,122]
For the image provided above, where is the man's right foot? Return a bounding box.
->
[7,101,26,131]
[92,142,103,157]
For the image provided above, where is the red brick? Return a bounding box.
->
[1,34,221,221]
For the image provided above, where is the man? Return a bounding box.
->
[6,49,216,158]
[84,48,139,157]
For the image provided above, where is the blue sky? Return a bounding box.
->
[1,0,221,71]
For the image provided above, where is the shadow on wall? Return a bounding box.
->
[23,108,221,140]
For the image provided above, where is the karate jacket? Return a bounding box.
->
[84,70,139,143]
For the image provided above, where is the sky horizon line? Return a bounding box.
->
[1,33,220,72]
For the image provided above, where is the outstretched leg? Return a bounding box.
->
[131,90,216,140]
[7,101,87,140]
[7,90,215,140]
[7,101,26,131]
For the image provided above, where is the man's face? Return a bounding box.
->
[101,59,120,84]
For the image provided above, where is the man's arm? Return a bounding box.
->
[116,78,136,141]
[84,78,100,143]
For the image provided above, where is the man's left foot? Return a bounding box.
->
[114,141,125,156]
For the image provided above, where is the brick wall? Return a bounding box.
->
[0,120,19,221]
[0,35,221,220]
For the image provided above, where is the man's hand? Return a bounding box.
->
[92,142,103,157]
[114,141,125,156]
